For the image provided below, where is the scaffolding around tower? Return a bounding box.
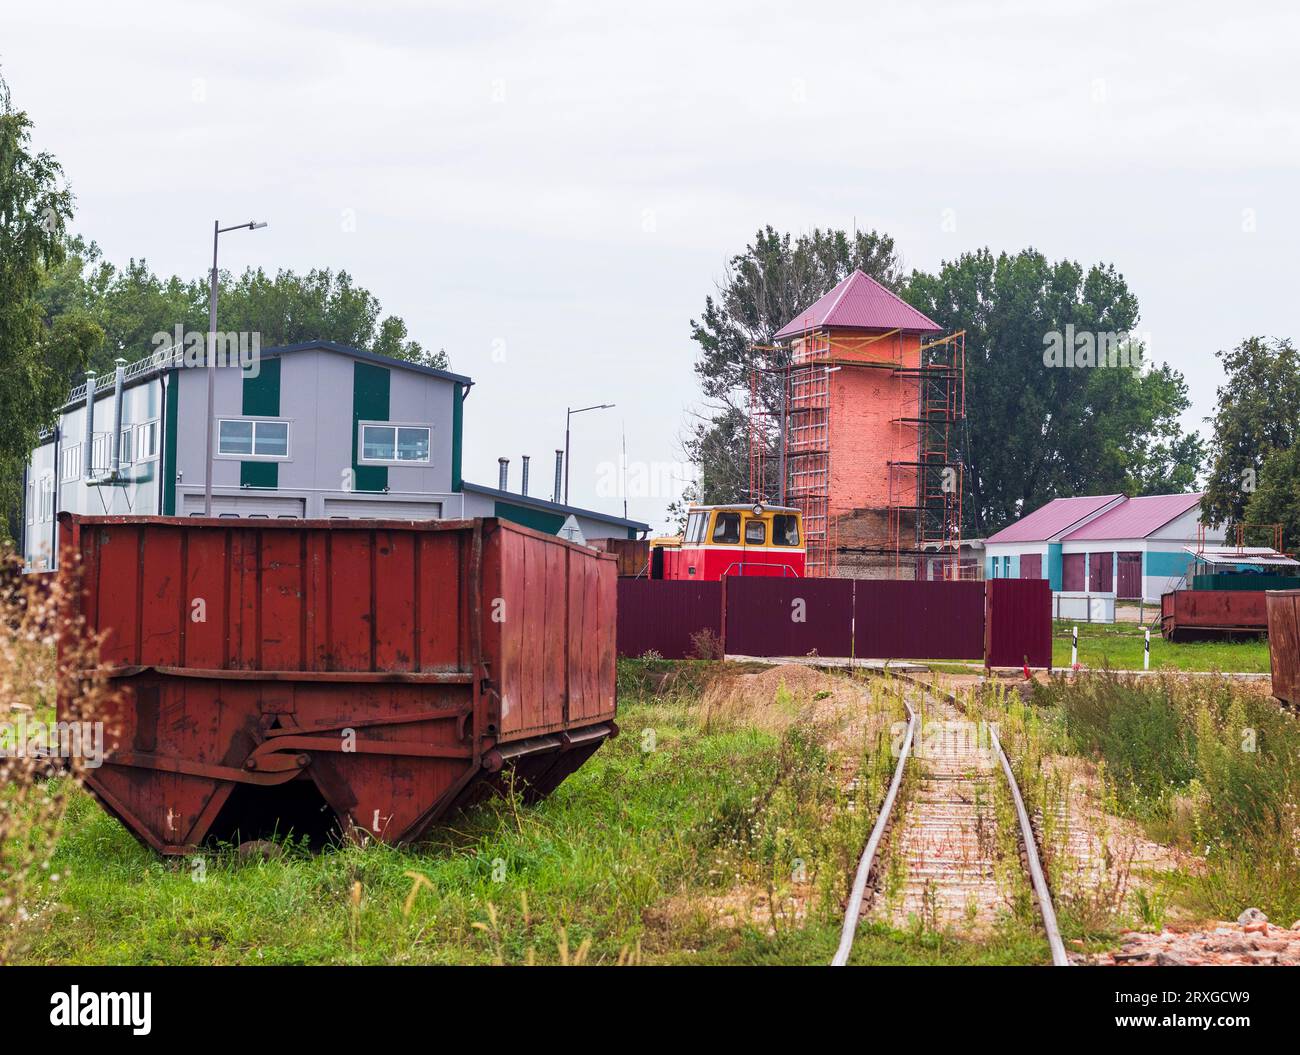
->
[747,326,967,580]
[886,330,967,578]
[744,269,968,580]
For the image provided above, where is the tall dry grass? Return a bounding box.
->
[0,548,118,964]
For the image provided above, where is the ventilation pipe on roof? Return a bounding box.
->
[110,358,126,476]
[553,450,563,504]
[498,457,509,491]
[82,370,96,481]
[521,455,530,497]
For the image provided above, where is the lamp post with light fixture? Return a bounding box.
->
[564,402,615,506]
[203,219,267,516]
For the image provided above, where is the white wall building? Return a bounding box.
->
[983,492,1224,617]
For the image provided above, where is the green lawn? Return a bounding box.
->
[1050,620,1271,673]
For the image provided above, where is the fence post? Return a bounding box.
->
[719,575,728,658]
[850,578,856,665]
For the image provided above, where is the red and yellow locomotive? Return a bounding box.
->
[648,504,805,580]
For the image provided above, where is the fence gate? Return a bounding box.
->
[724,578,854,658]
[986,578,1052,668]
[616,580,722,659]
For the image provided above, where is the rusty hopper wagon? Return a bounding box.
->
[57,513,617,855]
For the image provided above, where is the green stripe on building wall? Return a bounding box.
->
[240,461,278,488]
[161,371,179,515]
[352,361,390,493]
[242,356,280,416]
[451,382,464,492]
[240,356,281,489]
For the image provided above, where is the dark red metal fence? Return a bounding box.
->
[619,578,997,663]
[724,578,854,658]
[985,578,1052,667]
[856,580,986,660]
[616,580,722,659]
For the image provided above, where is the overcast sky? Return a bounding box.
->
[6,1,1297,530]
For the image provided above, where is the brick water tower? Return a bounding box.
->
[770,270,966,578]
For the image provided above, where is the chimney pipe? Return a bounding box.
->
[110,358,126,476]
[82,370,97,480]
[553,450,563,503]
[521,455,530,496]
[498,457,509,491]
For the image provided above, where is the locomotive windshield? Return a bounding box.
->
[773,514,800,546]
[712,512,741,543]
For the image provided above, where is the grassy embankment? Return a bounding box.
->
[971,672,1300,933]
[7,658,1075,965]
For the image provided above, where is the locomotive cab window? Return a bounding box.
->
[711,512,740,544]
[772,514,800,546]
[744,519,766,545]
[685,511,707,544]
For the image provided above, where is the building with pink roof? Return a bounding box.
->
[982,491,1224,610]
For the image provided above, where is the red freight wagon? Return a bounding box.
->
[56,514,617,855]
[1266,590,1300,709]
[1160,589,1269,642]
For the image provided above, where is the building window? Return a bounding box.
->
[772,514,800,547]
[119,427,133,466]
[61,444,82,482]
[39,475,54,522]
[91,432,111,472]
[358,423,431,464]
[136,420,159,461]
[218,419,290,459]
[27,477,35,525]
[711,512,740,544]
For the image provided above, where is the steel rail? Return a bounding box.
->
[831,698,916,966]
[990,723,1070,966]
[834,674,1070,968]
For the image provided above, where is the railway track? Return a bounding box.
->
[832,681,1068,967]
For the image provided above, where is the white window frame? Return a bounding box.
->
[39,475,54,523]
[61,444,82,482]
[119,426,134,466]
[135,419,160,463]
[91,431,112,473]
[357,421,433,466]
[215,417,292,461]
[27,477,35,525]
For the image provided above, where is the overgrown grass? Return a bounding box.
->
[14,660,911,965]
[1051,621,1271,673]
[1025,673,1300,925]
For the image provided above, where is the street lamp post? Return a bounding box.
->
[564,402,614,506]
[203,219,267,516]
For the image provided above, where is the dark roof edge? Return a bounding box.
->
[462,481,649,530]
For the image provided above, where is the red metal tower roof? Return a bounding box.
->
[773,270,944,340]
